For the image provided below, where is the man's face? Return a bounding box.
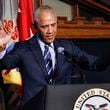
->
[36,11,57,44]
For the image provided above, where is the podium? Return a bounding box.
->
[21,84,110,110]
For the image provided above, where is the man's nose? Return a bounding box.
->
[47,26,52,34]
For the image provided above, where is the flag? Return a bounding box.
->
[17,0,34,41]
[1,0,19,84]
[0,0,3,19]
[0,0,35,107]
[0,0,22,107]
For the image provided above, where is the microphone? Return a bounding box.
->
[57,47,76,63]
[57,47,87,83]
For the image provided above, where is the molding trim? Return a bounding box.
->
[57,17,110,39]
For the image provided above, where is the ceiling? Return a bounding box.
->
[59,0,110,15]
[59,0,110,7]
[59,0,110,21]
[99,0,110,6]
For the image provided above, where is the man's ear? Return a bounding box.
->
[33,21,38,29]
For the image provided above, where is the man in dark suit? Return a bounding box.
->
[0,5,108,107]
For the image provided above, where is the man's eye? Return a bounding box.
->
[51,23,57,27]
[41,25,48,29]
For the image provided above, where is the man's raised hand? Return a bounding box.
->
[0,21,12,52]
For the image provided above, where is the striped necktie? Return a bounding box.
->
[44,45,53,76]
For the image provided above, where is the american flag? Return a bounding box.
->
[0,0,34,108]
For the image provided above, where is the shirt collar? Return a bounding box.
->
[37,35,54,49]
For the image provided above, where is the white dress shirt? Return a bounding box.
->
[37,37,56,70]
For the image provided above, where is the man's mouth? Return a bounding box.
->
[46,35,54,38]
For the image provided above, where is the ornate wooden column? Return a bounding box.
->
[35,0,42,7]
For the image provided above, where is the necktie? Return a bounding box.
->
[44,45,53,76]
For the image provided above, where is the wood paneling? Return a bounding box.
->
[35,0,110,39]
[57,17,110,39]
[35,0,42,7]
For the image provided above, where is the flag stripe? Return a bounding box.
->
[17,0,34,41]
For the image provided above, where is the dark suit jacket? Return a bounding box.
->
[0,34,104,105]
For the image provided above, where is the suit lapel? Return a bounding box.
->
[28,36,48,77]
[54,40,64,77]
[28,36,65,81]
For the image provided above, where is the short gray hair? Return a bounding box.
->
[34,5,56,23]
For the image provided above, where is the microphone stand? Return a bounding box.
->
[65,55,87,84]
[57,47,87,84]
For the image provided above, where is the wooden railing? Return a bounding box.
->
[57,17,110,39]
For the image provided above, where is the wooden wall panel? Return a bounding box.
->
[57,17,110,39]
